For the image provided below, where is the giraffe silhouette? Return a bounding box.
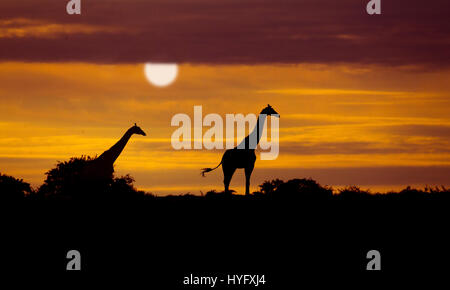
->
[201,105,280,195]
[82,123,146,180]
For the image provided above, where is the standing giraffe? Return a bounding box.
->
[82,123,146,180]
[201,105,279,195]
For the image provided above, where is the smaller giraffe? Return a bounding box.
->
[82,123,146,180]
[201,105,280,195]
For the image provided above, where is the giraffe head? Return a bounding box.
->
[261,104,279,117]
[130,123,147,136]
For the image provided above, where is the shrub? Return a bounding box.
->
[0,173,33,200]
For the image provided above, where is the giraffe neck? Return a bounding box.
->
[98,129,133,165]
[237,113,267,149]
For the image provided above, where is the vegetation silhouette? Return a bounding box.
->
[257,178,333,199]
[33,156,150,201]
[0,173,33,200]
[1,166,449,202]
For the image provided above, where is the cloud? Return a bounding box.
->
[0,0,449,66]
[378,124,450,139]
[279,140,450,156]
[0,18,124,39]
[258,89,411,96]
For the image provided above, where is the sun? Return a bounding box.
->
[144,63,178,87]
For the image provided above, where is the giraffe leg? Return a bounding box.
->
[245,163,255,195]
[223,165,236,194]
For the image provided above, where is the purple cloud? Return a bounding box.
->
[0,0,449,66]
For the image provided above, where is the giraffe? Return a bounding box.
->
[201,105,280,195]
[82,123,146,180]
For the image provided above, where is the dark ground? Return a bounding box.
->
[2,195,449,287]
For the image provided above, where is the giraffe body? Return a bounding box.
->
[221,148,257,194]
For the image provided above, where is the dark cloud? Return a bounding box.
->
[377,124,450,139]
[279,140,450,155]
[0,0,449,66]
[0,157,54,165]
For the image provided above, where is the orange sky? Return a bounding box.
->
[1,0,449,194]
[1,62,449,194]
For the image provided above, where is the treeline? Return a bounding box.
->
[1,157,449,201]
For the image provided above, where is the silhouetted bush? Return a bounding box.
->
[205,189,236,198]
[257,178,332,199]
[36,156,150,200]
[0,173,33,200]
[337,186,371,200]
[424,185,449,194]
[37,156,95,198]
[258,179,283,195]
[398,186,429,198]
[109,174,152,200]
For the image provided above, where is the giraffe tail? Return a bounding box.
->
[201,161,222,177]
